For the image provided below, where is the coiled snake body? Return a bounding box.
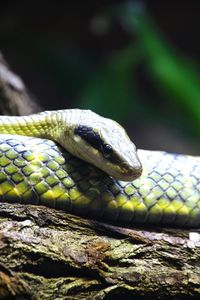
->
[0,109,199,227]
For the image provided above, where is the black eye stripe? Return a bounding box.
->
[74,125,102,150]
[74,125,120,164]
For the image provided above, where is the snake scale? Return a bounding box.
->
[0,109,199,227]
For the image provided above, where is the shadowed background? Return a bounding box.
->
[0,0,200,154]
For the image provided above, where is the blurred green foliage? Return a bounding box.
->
[122,4,200,132]
[77,2,200,139]
[79,44,142,121]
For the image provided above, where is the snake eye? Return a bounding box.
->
[102,144,113,159]
[74,125,120,164]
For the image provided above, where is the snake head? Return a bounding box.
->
[71,110,142,181]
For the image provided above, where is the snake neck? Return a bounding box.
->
[0,113,48,137]
[44,109,79,152]
[0,110,81,153]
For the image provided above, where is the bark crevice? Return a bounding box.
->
[0,203,200,299]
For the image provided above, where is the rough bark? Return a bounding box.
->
[0,52,199,300]
[0,203,200,300]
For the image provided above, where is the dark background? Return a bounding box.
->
[1,0,200,154]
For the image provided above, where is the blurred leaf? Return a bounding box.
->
[120,3,200,132]
[78,44,142,122]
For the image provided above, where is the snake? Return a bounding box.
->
[0,109,199,227]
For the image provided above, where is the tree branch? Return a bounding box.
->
[0,203,200,299]
[0,51,41,115]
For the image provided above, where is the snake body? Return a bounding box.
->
[0,110,199,227]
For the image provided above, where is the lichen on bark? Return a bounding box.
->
[0,203,200,299]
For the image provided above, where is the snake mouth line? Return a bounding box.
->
[112,163,142,181]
